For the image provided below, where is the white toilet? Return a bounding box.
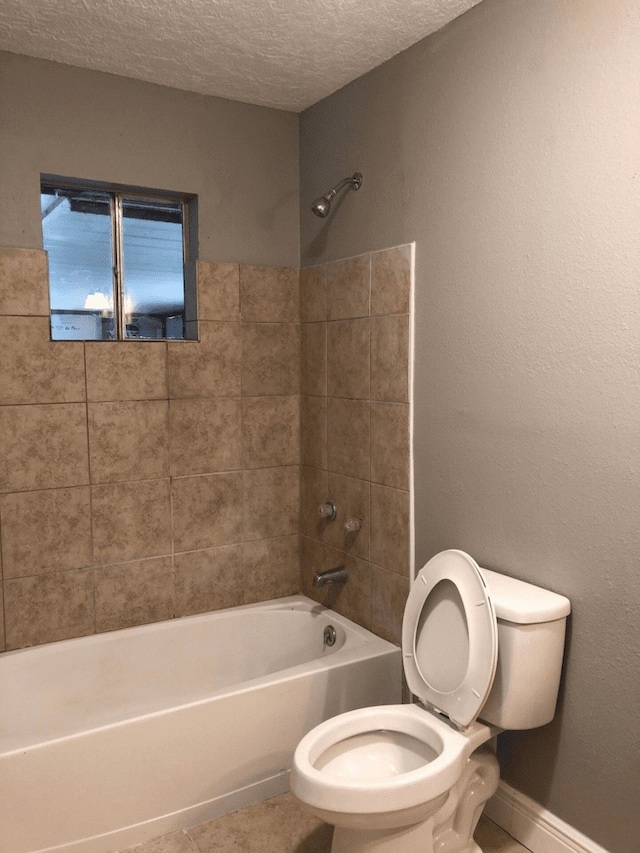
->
[291,549,571,853]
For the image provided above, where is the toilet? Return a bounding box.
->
[291,549,571,853]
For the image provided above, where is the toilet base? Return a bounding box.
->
[434,746,500,853]
[325,747,499,853]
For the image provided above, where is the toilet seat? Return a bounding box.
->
[292,704,473,815]
[402,550,498,728]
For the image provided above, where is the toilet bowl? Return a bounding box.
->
[293,704,494,827]
[291,549,571,853]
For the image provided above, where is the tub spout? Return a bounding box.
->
[313,566,348,588]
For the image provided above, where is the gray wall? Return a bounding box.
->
[300,1,640,851]
[0,52,299,266]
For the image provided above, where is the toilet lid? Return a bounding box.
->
[402,550,498,729]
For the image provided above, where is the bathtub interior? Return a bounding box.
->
[0,596,358,753]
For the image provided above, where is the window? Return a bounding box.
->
[41,178,196,341]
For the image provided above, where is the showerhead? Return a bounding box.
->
[311,172,363,218]
[311,195,332,218]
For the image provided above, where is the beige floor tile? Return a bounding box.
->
[187,794,332,853]
[118,796,528,853]
[475,816,531,852]
[121,829,199,853]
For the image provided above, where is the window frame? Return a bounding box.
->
[41,175,197,342]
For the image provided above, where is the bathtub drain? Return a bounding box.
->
[323,625,337,647]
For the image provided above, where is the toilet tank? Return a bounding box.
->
[478,568,571,730]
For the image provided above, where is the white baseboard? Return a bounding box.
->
[484,781,610,853]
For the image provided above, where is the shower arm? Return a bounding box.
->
[324,173,363,201]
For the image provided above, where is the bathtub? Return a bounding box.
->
[0,595,401,853]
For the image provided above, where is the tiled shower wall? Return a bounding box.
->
[299,245,412,645]
[0,244,411,651]
[0,248,301,651]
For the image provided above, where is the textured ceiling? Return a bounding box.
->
[0,0,482,111]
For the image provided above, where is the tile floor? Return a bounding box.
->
[120,793,530,853]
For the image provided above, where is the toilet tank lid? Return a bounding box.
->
[479,568,571,623]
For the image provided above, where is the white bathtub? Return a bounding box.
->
[0,595,401,853]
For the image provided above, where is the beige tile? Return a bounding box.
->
[89,401,170,483]
[0,316,85,404]
[241,323,300,396]
[85,341,168,401]
[92,479,172,564]
[300,466,329,540]
[475,817,529,853]
[335,552,373,630]
[243,535,300,603]
[371,564,408,645]
[327,255,370,320]
[0,584,5,652]
[188,793,332,853]
[301,322,327,396]
[0,247,49,316]
[371,245,411,316]
[240,265,299,322]
[4,568,94,649]
[300,264,327,322]
[242,396,299,469]
[170,398,241,476]
[173,545,244,616]
[0,487,91,578]
[327,398,370,481]
[95,556,173,632]
[195,261,240,321]
[242,466,299,541]
[0,403,89,493]
[326,473,370,559]
[370,314,409,403]
[327,318,370,400]
[168,322,241,398]
[370,402,410,490]
[370,484,410,576]
[300,395,327,469]
[121,829,199,853]
[120,798,525,853]
[172,473,243,552]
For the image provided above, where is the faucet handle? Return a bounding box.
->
[344,517,362,532]
[318,501,337,522]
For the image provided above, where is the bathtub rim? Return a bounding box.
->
[0,594,384,662]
